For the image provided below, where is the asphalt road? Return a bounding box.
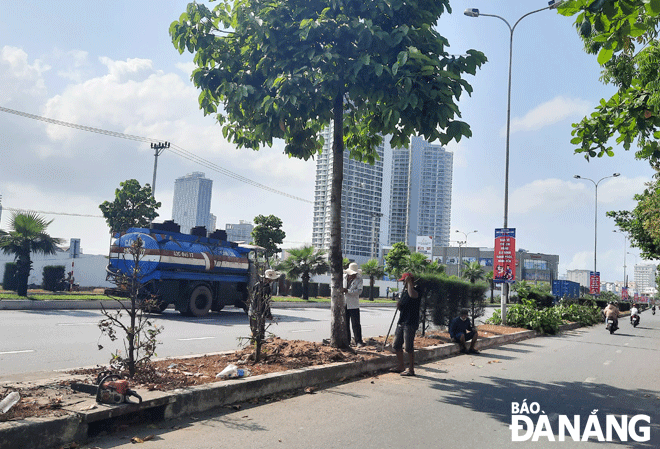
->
[0,305,407,381]
[80,311,659,449]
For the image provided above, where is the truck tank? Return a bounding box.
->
[108,228,251,282]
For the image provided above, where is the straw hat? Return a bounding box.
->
[344,262,361,275]
[262,269,281,280]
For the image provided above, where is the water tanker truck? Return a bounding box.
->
[105,221,264,317]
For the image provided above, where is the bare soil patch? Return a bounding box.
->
[0,324,527,422]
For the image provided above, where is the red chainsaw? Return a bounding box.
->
[96,372,142,404]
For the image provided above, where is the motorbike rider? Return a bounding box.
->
[603,301,620,330]
[630,303,640,324]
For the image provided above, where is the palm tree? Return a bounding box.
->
[403,252,430,275]
[360,259,385,301]
[275,246,328,300]
[0,212,63,296]
[462,261,485,284]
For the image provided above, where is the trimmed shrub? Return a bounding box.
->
[42,265,66,292]
[308,282,319,298]
[2,263,18,291]
[360,286,380,299]
[318,283,331,297]
[290,282,303,298]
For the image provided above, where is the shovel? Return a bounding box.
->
[378,308,398,352]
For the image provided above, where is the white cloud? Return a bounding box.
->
[0,46,49,102]
[504,96,591,136]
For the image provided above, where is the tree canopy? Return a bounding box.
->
[99,179,161,233]
[558,1,660,162]
[251,214,286,259]
[171,0,486,347]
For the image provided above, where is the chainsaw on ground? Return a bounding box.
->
[96,371,142,404]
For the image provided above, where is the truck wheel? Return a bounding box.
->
[188,285,212,317]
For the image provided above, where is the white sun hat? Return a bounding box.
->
[263,269,281,280]
[344,262,361,275]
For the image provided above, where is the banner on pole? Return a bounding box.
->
[494,228,516,284]
[589,272,600,295]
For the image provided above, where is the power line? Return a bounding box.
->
[4,207,103,218]
[0,106,313,204]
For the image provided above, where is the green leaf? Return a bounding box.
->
[597,46,614,65]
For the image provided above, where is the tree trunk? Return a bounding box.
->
[369,276,375,301]
[330,89,349,349]
[302,273,310,300]
[16,255,30,297]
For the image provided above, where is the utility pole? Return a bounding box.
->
[151,142,170,198]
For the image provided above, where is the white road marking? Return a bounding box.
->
[0,350,35,355]
[290,329,314,333]
[604,360,612,365]
[584,377,597,383]
[616,349,622,353]
[57,322,99,326]
[177,337,215,341]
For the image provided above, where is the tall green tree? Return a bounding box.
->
[0,212,63,296]
[384,242,412,282]
[559,1,660,258]
[607,178,660,259]
[99,179,161,233]
[360,259,384,301]
[276,246,329,300]
[170,0,486,348]
[251,215,286,259]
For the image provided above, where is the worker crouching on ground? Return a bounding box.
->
[450,309,479,354]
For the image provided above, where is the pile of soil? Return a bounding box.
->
[0,324,526,422]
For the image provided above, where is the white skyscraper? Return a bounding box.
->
[171,172,214,234]
[312,129,452,264]
[312,125,390,265]
[388,136,453,248]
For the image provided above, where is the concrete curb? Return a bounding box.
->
[0,322,583,449]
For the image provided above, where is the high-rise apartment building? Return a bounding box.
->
[312,128,452,265]
[171,172,214,234]
[389,136,453,248]
[226,220,254,243]
[312,126,390,264]
[634,263,657,295]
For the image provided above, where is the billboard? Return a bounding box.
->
[494,228,516,283]
[589,272,600,295]
[416,236,433,260]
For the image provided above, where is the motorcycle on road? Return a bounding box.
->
[606,318,618,334]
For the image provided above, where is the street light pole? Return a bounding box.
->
[574,173,620,274]
[613,230,628,288]
[464,1,561,324]
[456,229,478,278]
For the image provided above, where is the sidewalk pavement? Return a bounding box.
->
[0,317,582,449]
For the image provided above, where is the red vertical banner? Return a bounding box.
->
[621,287,628,301]
[589,272,600,295]
[494,228,516,283]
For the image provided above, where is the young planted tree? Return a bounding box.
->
[251,215,286,259]
[170,0,486,347]
[360,259,385,301]
[99,179,161,233]
[276,246,328,300]
[98,237,163,378]
[0,212,63,297]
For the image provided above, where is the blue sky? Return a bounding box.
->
[0,1,655,285]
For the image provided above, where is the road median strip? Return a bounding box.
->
[0,322,580,449]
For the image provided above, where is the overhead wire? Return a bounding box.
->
[0,106,313,204]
